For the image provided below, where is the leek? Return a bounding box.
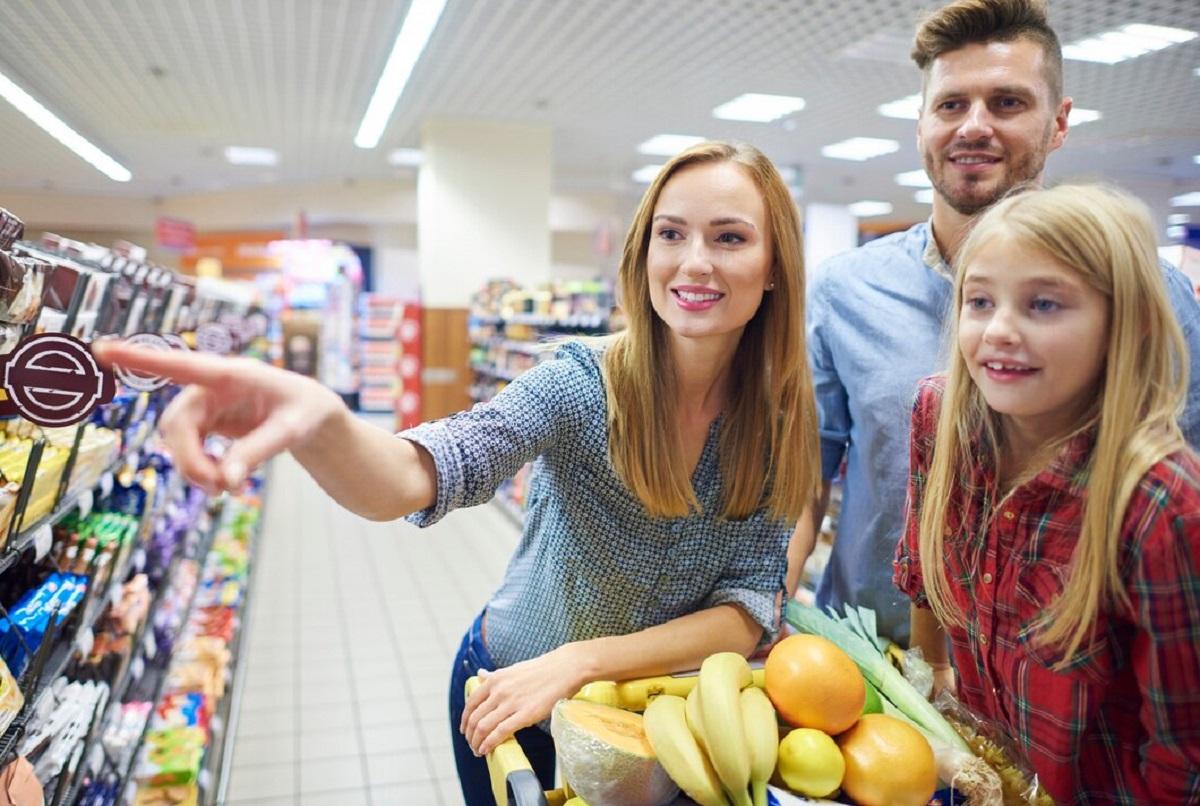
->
[783,600,969,753]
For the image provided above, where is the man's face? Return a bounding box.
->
[917,39,1070,216]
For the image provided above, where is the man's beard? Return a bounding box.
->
[926,129,1052,216]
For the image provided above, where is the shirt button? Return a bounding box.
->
[979,633,988,645]
[1003,510,1015,521]
[983,572,993,584]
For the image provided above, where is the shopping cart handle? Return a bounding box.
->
[465,676,550,806]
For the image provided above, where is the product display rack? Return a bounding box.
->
[468,280,617,524]
[357,294,404,414]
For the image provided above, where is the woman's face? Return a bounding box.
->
[646,161,773,352]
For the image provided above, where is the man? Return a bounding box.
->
[795,0,1200,644]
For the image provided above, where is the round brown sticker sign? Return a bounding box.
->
[0,333,116,426]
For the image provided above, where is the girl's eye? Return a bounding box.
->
[716,232,745,245]
[1031,297,1060,313]
[964,296,991,311]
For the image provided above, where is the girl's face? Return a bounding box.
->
[646,161,773,351]
[958,233,1110,443]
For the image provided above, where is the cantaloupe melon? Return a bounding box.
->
[550,699,678,806]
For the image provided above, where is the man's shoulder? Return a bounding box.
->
[810,223,929,292]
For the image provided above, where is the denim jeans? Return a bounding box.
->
[448,612,557,805]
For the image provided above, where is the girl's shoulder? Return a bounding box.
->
[1122,448,1200,564]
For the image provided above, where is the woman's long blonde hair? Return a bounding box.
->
[603,141,820,522]
[919,183,1189,665]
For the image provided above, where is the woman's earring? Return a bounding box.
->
[765,282,775,291]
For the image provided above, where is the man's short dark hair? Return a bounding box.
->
[912,0,1063,101]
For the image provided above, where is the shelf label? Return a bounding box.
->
[99,472,114,498]
[130,656,144,681]
[77,490,94,518]
[143,631,157,660]
[32,525,53,560]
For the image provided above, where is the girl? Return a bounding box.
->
[895,183,1200,801]
[97,141,821,804]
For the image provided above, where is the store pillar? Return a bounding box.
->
[417,118,552,420]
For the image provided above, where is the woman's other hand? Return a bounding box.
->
[460,644,588,757]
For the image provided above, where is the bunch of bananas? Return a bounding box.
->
[641,653,777,806]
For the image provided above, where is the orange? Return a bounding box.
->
[764,634,865,734]
[836,714,937,806]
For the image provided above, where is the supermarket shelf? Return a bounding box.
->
[469,312,608,330]
[470,363,519,382]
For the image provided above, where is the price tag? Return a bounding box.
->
[32,524,54,560]
[74,627,94,657]
[125,449,141,472]
[99,472,114,498]
[77,490,94,518]
[130,656,144,681]
[108,584,123,608]
[131,547,147,573]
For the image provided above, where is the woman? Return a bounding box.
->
[97,141,821,804]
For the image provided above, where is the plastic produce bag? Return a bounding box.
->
[933,689,1052,805]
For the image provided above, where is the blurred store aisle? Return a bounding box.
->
[224,446,520,805]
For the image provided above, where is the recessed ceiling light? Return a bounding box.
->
[1170,192,1200,207]
[712,93,806,123]
[224,146,279,166]
[354,0,448,149]
[878,93,923,120]
[387,148,423,166]
[1063,24,1197,65]
[1068,108,1102,126]
[0,70,131,181]
[821,137,900,161]
[914,189,935,204]
[637,134,706,156]
[1167,213,1191,225]
[848,201,894,217]
[895,169,932,188]
[632,164,664,184]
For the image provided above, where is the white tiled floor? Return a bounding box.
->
[225,450,520,805]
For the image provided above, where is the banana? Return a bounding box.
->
[643,695,728,806]
[572,681,621,708]
[685,686,709,754]
[739,687,779,806]
[698,652,754,806]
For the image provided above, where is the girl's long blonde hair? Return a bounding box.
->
[919,183,1189,665]
[603,141,820,522]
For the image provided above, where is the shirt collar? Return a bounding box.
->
[923,218,954,280]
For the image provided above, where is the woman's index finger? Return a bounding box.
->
[92,340,236,387]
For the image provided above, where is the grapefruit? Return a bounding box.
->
[836,713,937,806]
[764,634,865,734]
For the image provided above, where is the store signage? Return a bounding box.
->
[0,333,116,426]
[112,332,189,392]
[155,217,196,251]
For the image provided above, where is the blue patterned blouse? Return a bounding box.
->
[400,341,791,668]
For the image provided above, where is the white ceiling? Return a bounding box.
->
[0,0,1197,222]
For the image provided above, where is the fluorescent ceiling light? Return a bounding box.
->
[354,0,448,149]
[1068,108,1102,126]
[914,189,935,204]
[1167,213,1191,225]
[1167,225,1187,240]
[224,146,278,166]
[632,164,664,184]
[387,147,423,166]
[878,93,922,120]
[1171,192,1200,207]
[0,70,131,182]
[1062,24,1197,64]
[637,134,706,156]
[848,201,894,217]
[821,137,900,161]
[1193,154,1200,165]
[712,93,805,123]
[895,169,932,188]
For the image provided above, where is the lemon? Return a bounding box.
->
[862,679,883,714]
[777,727,845,798]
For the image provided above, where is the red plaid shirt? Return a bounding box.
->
[895,376,1200,803]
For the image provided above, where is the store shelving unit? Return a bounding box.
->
[468,280,617,524]
[357,295,403,414]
